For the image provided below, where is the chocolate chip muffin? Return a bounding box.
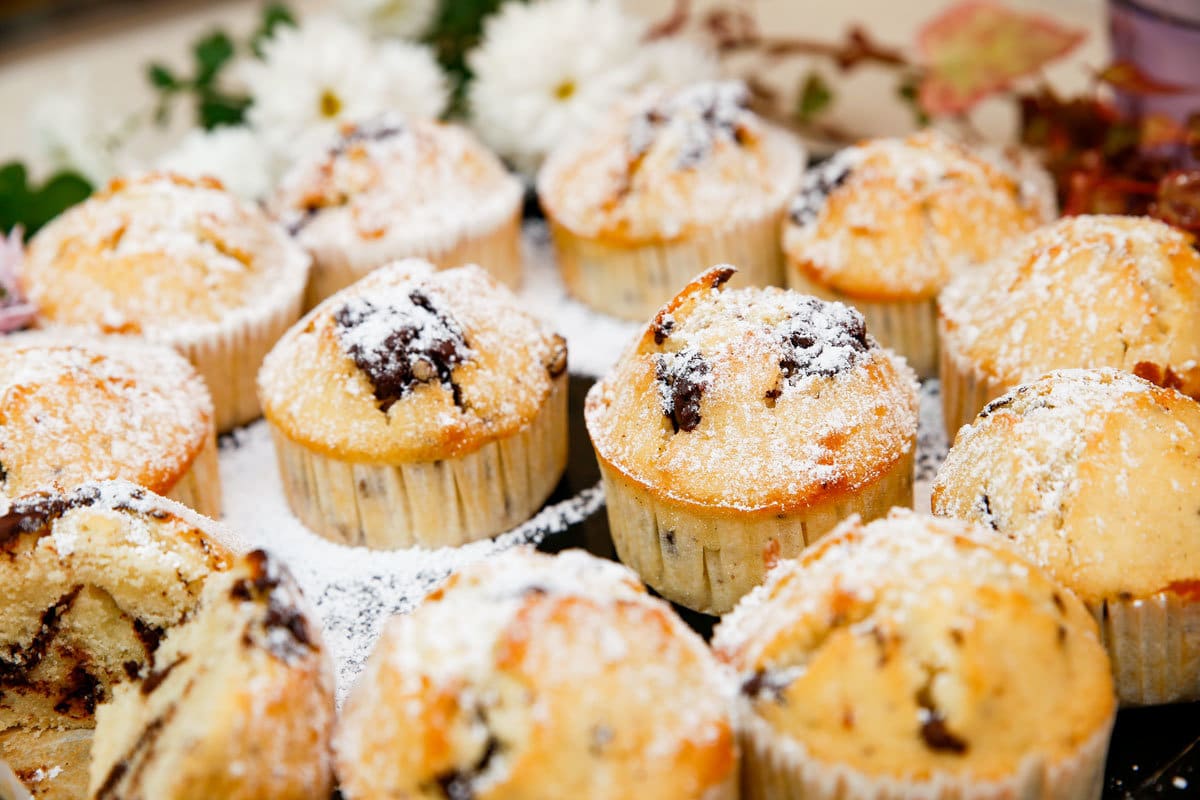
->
[783,131,1054,377]
[933,368,1200,705]
[0,339,221,518]
[0,480,240,799]
[585,266,918,614]
[538,81,805,320]
[335,547,738,800]
[89,550,335,800]
[21,173,311,432]
[714,510,1115,800]
[271,114,524,308]
[259,259,568,548]
[938,215,1200,436]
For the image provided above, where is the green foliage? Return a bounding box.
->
[0,163,93,237]
[897,72,931,127]
[148,3,296,130]
[796,71,833,123]
[423,0,516,116]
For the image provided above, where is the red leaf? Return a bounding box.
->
[916,0,1085,115]
[1098,60,1193,96]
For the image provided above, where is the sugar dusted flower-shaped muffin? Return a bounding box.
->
[714,510,1115,800]
[539,81,805,320]
[271,114,525,307]
[585,266,917,613]
[20,172,311,432]
[259,259,568,548]
[335,548,738,800]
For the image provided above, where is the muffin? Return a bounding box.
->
[0,480,240,799]
[714,509,1116,800]
[20,172,311,432]
[271,114,524,307]
[783,130,1054,377]
[938,214,1200,436]
[538,80,805,321]
[0,339,221,518]
[90,549,335,799]
[259,259,568,548]
[932,368,1200,705]
[335,547,737,800]
[585,266,918,614]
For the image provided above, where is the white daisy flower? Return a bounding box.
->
[638,37,721,88]
[28,91,122,186]
[467,0,646,174]
[158,126,276,201]
[242,16,448,165]
[339,0,440,39]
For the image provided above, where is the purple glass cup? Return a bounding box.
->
[1109,0,1200,120]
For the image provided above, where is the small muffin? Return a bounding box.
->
[585,266,918,614]
[90,550,335,800]
[783,130,1054,377]
[21,173,311,432]
[271,114,524,307]
[538,81,805,321]
[0,480,240,799]
[932,368,1200,705]
[0,339,221,518]
[335,547,737,800]
[938,214,1200,436]
[714,510,1115,800]
[259,259,568,548]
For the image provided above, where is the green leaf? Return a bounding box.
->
[0,163,92,236]
[193,31,236,87]
[897,73,931,126]
[148,63,180,90]
[198,91,251,130]
[252,3,297,57]
[796,71,833,123]
[424,0,513,117]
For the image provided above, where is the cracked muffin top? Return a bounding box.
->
[258,259,567,463]
[939,215,1200,398]
[335,547,737,800]
[783,130,1053,301]
[271,114,522,256]
[932,368,1200,604]
[584,266,918,514]
[22,173,310,334]
[0,339,213,502]
[713,509,1114,781]
[538,81,804,244]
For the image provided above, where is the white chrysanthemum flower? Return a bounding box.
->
[28,92,122,186]
[638,37,721,87]
[242,16,448,164]
[339,0,440,38]
[158,126,276,201]
[468,0,646,174]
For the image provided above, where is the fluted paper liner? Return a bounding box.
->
[938,340,1009,443]
[164,433,222,519]
[1090,592,1200,706]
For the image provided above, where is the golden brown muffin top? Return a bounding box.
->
[21,173,310,334]
[0,339,213,501]
[932,368,1200,603]
[538,81,804,244]
[335,548,737,800]
[783,130,1053,301]
[585,267,918,515]
[258,260,567,463]
[271,114,523,254]
[939,215,1200,397]
[713,509,1115,782]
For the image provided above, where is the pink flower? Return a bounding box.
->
[0,227,36,333]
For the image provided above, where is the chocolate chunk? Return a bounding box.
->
[230,550,316,664]
[141,655,188,696]
[778,296,869,383]
[433,734,500,800]
[655,348,710,433]
[331,117,406,157]
[54,665,101,717]
[627,82,751,170]
[285,205,320,236]
[133,619,165,665]
[975,493,1000,531]
[740,669,793,702]
[544,334,568,379]
[790,155,854,227]
[0,485,102,548]
[94,704,178,799]
[123,660,141,681]
[653,316,674,345]
[920,714,968,754]
[334,290,471,413]
[0,586,82,683]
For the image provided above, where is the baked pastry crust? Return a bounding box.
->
[0,339,220,517]
[335,548,738,800]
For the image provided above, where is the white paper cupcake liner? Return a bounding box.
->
[786,269,938,378]
[164,432,223,519]
[598,450,914,615]
[1090,592,1200,706]
[738,704,1112,800]
[269,378,568,548]
[938,338,1010,443]
[548,210,786,322]
[303,209,524,309]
